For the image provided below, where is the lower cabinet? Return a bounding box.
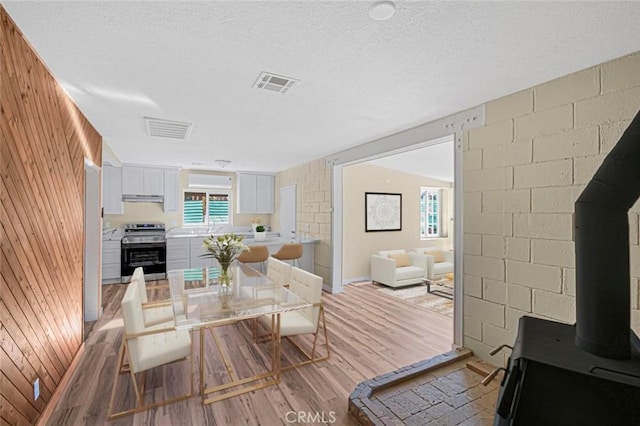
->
[167,236,220,271]
[167,238,190,272]
[190,237,212,268]
[102,240,121,283]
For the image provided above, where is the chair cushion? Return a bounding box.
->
[143,305,175,327]
[388,252,411,267]
[129,329,191,373]
[396,266,425,281]
[259,311,316,337]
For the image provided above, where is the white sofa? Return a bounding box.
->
[413,248,454,280]
[370,249,428,288]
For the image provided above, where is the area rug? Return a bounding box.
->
[374,279,454,317]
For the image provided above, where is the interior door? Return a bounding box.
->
[279,185,296,240]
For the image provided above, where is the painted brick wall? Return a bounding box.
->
[275,158,333,284]
[462,52,640,363]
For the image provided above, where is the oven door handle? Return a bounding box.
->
[122,242,167,249]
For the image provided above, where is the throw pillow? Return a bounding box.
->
[388,253,411,267]
[426,249,445,263]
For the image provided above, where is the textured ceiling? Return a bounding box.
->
[4,1,640,173]
[369,139,454,182]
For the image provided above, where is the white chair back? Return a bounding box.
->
[267,257,292,286]
[289,267,323,330]
[132,267,147,303]
[121,280,147,373]
[378,249,406,258]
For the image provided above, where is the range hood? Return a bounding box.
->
[122,194,164,203]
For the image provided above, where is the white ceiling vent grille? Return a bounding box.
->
[254,72,298,94]
[144,117,192,140]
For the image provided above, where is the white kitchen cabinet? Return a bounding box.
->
[122,166,144,195]
[102,240,121,283]
[190,236,212,268]
[122,166,164,196]
[236,172,274,214]
[163,169,179,213]
[167,238,190,271]
[144,168,164,196]
[103,165,123,214]
[256,174,275,213]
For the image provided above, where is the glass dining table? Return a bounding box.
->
[167,264,311,405]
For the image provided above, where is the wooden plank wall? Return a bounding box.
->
[0,7,102,424]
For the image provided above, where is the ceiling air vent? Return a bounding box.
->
[253,72,298,94]
[144,117,192,140]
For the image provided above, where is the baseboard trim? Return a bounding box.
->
[36,342,85,425]
[342,276,370,286]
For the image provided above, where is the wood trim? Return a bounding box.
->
[35,344,85,426]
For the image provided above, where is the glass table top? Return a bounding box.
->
[168,265,311,329]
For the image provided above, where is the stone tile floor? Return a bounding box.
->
[350,350,501,425]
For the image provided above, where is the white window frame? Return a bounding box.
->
[420,187,441,239]
[182,188,233,227]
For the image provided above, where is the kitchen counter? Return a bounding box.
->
[166,230,281,240]
[166,231,318,273]
[102,228,124,241]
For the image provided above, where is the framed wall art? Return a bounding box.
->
[365,192,402,232]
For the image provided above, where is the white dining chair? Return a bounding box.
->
[257,267,330,370]
[132,267,177,325]
[266,257,292,287]
[107,280,193,419]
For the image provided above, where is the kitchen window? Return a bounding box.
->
[183,190,232,226]
[420,188,440,238]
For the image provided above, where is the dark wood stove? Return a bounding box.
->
[493,110,640,425]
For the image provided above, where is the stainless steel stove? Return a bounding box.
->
[121,223,167,282]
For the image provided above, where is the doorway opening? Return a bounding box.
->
[339,135,456,348]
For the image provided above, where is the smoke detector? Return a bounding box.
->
[369,1,396,21]
[254,72,298,94]
[144,117,193,139]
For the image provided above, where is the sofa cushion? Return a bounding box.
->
[388,252,411,267]
[396,266,425,281]
[431,250,445,263]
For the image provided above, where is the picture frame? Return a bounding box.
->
[365,192,402,232]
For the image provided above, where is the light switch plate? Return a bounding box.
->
[33,378,40,400]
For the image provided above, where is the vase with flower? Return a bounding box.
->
[201,233,248,287]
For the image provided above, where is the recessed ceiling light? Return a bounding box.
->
[214,159,231,168]
[369,1,396,21]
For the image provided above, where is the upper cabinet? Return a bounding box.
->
[122,166,143,194]
[163,169,179,213]
[103,165,123,214]
[236,172,275,214]
[122,166,164,196]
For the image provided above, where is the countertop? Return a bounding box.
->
[166,229,280,239]
[166,229,316,245]
[102,228,124,241]
[102,227,317,245]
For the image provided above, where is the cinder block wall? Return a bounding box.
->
[462,52,640,363]
[275,158,333,284]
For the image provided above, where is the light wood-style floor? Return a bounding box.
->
[48,282,453,425]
